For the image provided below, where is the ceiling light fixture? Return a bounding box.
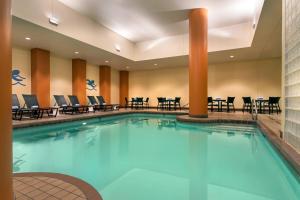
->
[115,44,121,52]
[154,63,158,66]
[105,60,109,63]
[49,17,59,26]
[25,37,31,40]
[74,51,79,54]
[49,0,59,26]
[230,55,235,58]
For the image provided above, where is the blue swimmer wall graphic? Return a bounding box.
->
[12,69,26,86]
[86,79,97,91]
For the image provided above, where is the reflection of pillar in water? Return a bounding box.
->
[189,132,208,200]
[118,121,129,163]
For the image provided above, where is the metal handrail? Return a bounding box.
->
[251,99,258,120]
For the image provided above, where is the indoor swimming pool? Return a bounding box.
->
[13,114,300,200]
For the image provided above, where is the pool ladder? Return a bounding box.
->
[251,99,258,120]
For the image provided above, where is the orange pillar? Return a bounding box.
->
[119,71,129,107]
[100,65,111,103]
[31,48,51,107]
[0,0,13,199]
[189,8,208,118]
[72,59,87,104]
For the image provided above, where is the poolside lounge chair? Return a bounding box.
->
[87,96,102,112]
[12,94,31,120]
[68,95,89,113]
[22,94,58,119]
[54,95,80,114]
[96,96,119,111]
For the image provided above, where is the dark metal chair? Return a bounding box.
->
[225,97,235,112]
[157,97,166,110]
[208,97,218,112]
[125,97,132,109]
[264,97,281,114]
[144,97,150,109]
[133,97,144,109]
[242,97,252,113]
[174,97,181,110]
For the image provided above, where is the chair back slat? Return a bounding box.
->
[227,97,235,103]
[12,94,20,108]
[242,97,251,104]
[54,95,68,107]
[23,94,40,109]
[97,96,106,105]
[175,97,181,103]
[68,95,80,106]
[87,96,98,105]
[268,97,280,104]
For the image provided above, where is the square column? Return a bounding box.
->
[31,48,50,107]
[72,59,87,104]
[119,71,129,107]
[0,0,13,199]
[100,65,111,103]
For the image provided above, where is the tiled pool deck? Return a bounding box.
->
[14,173,102,200]
[12,109,300,199]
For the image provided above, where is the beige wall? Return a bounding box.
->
[12,47,121,106]
[50,56,72,106]
[12,48,31,106]
[129,58,282,108]
[129,67,189,107]
[86,64,100,98]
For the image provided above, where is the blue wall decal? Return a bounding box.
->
[12,69,26,86]
[86,79,97,91]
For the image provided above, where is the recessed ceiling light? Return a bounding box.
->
[154,63,158,66]
[74,51,79,54]
[105,60,109,63]
[230,55,235,58]
[25,37,31,40]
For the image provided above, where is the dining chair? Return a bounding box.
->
[242,97,252,113]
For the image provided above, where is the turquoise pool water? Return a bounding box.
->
[13,114,300,200]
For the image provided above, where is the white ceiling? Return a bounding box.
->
[57,0,264,42]
[12,0,281,71]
